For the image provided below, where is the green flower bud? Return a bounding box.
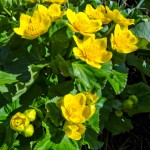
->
[114,110,123,117]
[23,124,34,137]
[24,109,36,122]
[123,99,133,110]
[129,95,138,104]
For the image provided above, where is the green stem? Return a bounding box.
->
[3,7,11,16]
[105,23,116,36]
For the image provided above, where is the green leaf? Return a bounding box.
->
[105,114,133,135]
[120,82,150,116]
[50,26,70,56]
[13,64,47,101]
[33,122,52,150]
[55,54,72,77]
[0,70,18,86]
[0,99,21,122]
[87,97,106,133]
[72,62,101,91]
[46,102,62,127]
[52,135,80,150]
[83,128,104,150]
[131,21,150,42]
[137,38,150,50]
[106,64,127,94]
[0,126,18,149]
[48,80,74,98]
[126,54,150,77]
[90,61,112,78]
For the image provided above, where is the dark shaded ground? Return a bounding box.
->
[100,113,150,150]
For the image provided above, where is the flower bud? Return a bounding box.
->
[123,99,133,110]
[114,110,123,117]
[24,109,36,122]
[10,112,30,132]
[129,95,138,104]
[23,124,34,137]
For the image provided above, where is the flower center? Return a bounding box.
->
[14,117,25,127]
[73,20,89,32]
[25,23,42,36]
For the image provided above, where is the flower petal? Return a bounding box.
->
[66,9,77,24]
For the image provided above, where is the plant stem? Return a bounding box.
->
[3,7,11,16]
[105,23,116,36]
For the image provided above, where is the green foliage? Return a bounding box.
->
[105,114,133,135]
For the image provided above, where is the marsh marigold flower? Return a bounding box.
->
[10,112,30,132]
[85,4,111,24]
[73,35,112,69]
[42,0,68,4]
[63,121,86,140]
[14,4,51,40]
[24,109,36,122]
[48,4,64,22]
[93,5,134,27]
[111,24,138,53]
[59,93,95,123]
[66,9,102,36]
[111,9,134,27]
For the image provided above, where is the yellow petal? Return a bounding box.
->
[37,4,49,16]
[73,35,84,50]
[96,51,112,63]
[19,14,31,29]
[86,59,101,69]
[66,9,77,24]
[85,4,95,16]
[86,20,102,32]
[95,37,107,50]
[73,47,86,61]
[31,10,41,24]
[66,23,78,33]
[13,28,24,36]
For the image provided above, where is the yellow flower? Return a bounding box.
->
[14,4,51,40]
[85,4,111,24]
[60,93,95,123]
[112,9,134,27]
[23,124,34,137]
[111,24,138,53]
[73,35,112,69]
[42,0,68,4]
[95,5,134,26]
[24,109,36,122]
[10,112,30,132]
[63,121,86,140]
[48,4,64,22]
[66,9,102,36]
[84,92,99,105]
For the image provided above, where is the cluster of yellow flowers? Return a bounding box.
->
[57,92,99,140]
[14,2,138,69]
[27,0,68,4]
[66,4,138,68]
[14,4,63,39]
[10,109,36,137]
